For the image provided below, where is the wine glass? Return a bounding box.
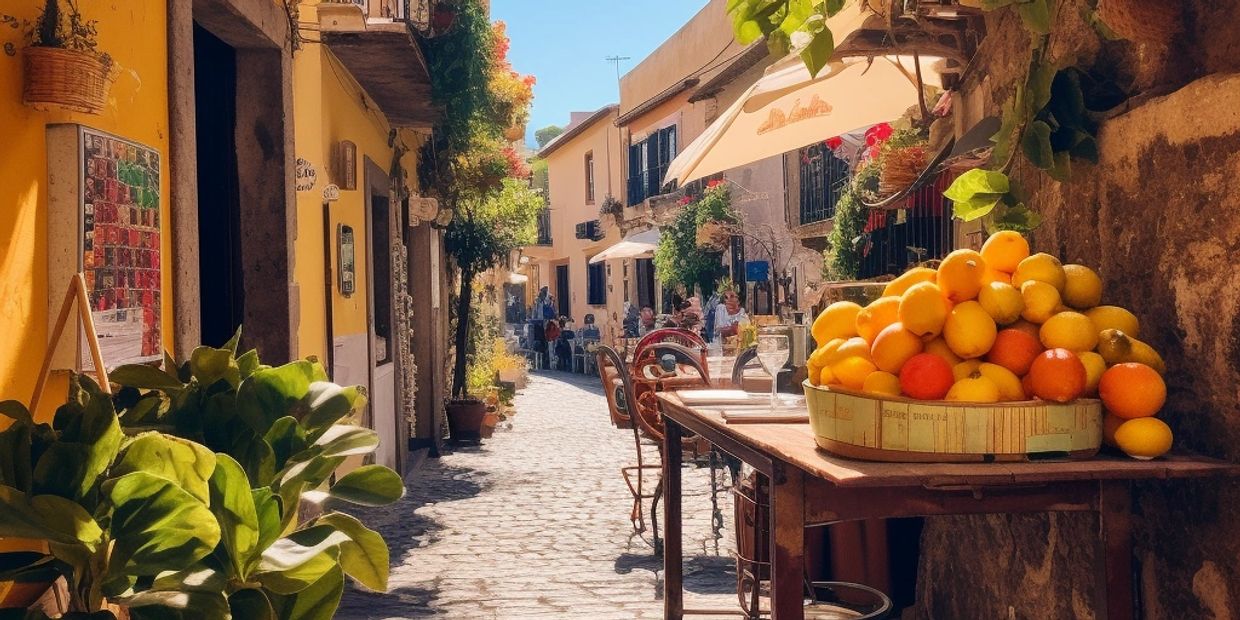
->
[756,331,790,409]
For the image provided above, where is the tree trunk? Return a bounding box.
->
[451,269,473,398]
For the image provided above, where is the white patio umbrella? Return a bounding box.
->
[664,53,944,187]
[588,228,661,264]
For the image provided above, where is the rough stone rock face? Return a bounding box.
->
[914,1,1240,617]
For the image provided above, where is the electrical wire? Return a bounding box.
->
[621,39,753,119]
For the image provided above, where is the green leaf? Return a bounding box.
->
[267,565,344,620]
[123,590,230,620]
[944,168,1011,201]
[255,525,349,595]
[300,383,365,439]
[229,589,275,620]
[222,327,243,355]
[313,425,380,458]
[765,29,791,57]
[265,417,308,470]
[315,513,388,591]
[327,465,405,507]
[0,485,101,547]
[0,400,34,425]
[114,433,217,504]
[190,346,240,388]
[252,488,284,566]
[0,423,33,492]
[35,375,122,502]
[992,203,1044,233]
[209,454,260,579]
[1049,150,1072,181]
[104,472,221,578]
[953,194,1005,222]
[236,362,319,436]
[1016,0,1051,34]
[1021,120,1055,170]
[1071,133,1099,163]
[237,350,261,380]
[798,27,834,78]
[110,364,185,392]
[824,0,846,16]
[1026,56,1056,113]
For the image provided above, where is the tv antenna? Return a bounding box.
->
[605,55,631,84]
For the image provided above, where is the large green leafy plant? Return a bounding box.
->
[654,183,736,294]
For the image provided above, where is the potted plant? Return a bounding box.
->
[2,0,113,114]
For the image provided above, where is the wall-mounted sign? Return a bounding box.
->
[338,140,357,190]
[408,196,438,224]
[323,184,341,202]
[296,157,317,192]
[338,224,356,297]
[745,260,770,282]
[47,124,163,370]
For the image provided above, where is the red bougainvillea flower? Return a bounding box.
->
[864,122,893,147]
[824,136,843,150]
[706,179,724,189]
[677,195,694,206]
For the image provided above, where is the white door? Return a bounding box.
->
[366,174,400,472]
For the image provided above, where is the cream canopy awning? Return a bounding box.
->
[664,52,943,187]
[588,229,661,264]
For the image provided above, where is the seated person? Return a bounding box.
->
[639,306,656,334]
[713,290,749,339]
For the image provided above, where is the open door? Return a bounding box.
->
[365,163,399,471]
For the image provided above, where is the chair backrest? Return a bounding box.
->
[731,345,760,387]
[627,341,712,443]
[596,346,635,430]
[631,328,707,374]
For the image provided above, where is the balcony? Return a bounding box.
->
[318,1,439,129]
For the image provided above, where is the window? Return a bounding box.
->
[627,125,677,206]
[584,151,595,204]
[587,261,607,306]
[798,143,850,224]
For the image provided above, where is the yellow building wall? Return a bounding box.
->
[0,0,171,422]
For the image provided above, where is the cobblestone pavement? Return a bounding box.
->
[336,371,741,619]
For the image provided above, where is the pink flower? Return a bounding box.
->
[706,179,724,189]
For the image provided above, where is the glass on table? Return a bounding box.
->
[755,327,790,409]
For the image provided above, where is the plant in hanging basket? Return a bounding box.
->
[2,0,114,114]
[695,219,733,251]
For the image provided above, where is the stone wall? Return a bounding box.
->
[915,2,1240,617]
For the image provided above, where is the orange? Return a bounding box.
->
[818,365,837,387]
[1098,363,1166,419]
[1008,319,1042,340]
[831,356,877,390]
[980,230,1030,273]
[1027,348,1087,403]
[870,322,924,374]
[937,249,988,303]
[856,296,902,343]
[986,329,1043,376]
[898,353,954,400]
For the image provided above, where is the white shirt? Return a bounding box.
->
[713,304,748,338]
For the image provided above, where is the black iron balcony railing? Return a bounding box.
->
[536,208,552,245]
[799,143,850,225]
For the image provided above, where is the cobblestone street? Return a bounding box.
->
[336,371,739,619]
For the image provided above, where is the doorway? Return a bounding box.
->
[365,163,399,471]
[193,24,244,348]
[555,264,570,319]
[635,258,656,310]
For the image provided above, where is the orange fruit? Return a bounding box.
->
[986,329,1043,376]
[818,365,837,386]
[883,267,937,298]
[862,371,903,397]
[1009,319,1042,340]
[1098,363,1166,419]
[1027,348,1087,403]
[856,296,902,343]
[870,322,924,374]
[923,337,962,366]
[1021,373,1036,400]
[980,230,1030,273]
[898,353,954,400]
[831,356,877,390]
[937,249,988,303]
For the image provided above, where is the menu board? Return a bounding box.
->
[79,128,162,367]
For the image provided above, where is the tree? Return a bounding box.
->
[445,178,543,396]
[535,125,564,147]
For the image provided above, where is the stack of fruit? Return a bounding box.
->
[807,231,1173,460]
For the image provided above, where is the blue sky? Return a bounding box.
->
[490,0,709,147]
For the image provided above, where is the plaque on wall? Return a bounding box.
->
[47,125,163,370]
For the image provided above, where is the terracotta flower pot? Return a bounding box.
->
[479,411,500,439]
[446,398,487,441]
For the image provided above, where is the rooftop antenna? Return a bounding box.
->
[605,55,631,91]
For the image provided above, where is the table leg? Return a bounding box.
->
[1098,481,1135,620]
[770,464,805,620]
[664,418,684,620]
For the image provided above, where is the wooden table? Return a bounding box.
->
[657,392,1240,619]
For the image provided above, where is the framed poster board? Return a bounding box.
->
[47,124,163,371]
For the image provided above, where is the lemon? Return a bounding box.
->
[981,265,1012,286]
[946,375,1001,402]
[826,336,873,366]
[977,362,1025,400]
[808,338,845,368]
[1039,311,1099,352]
[856,296,902,343]
[862,371,903,397]
[870,322,924,374]
[883,267,937,298]
[1011,252,1067,292]
[980,230,1030,273]
[899,282,951,338]
[943,301,997,359]
[813,301,862,344]
[978,281,1024,325]
[924,337,963,366]
[1062,264,1103,309]
[952,359,982,382]
[1113,417,1173,460]
[1097,329,1165,374]
[831,356,877,390]
[1020,280,1062,324]
[937,249,988,303]
[819,364,837,386]
[1079,351,1106,396]
[1085,306,1140,339]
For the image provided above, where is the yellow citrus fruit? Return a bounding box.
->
[952,359,982,382]
[1079,351,1106,396]
[826,336,873,366]
[1097,329,1165,374]
[831,356,877,390]
[862,371,903,397]
[812,301,862,344]
[978,281,1024,325]
[1061,264,1103,309]
[1020,280,1062,324]
[1039,311,1100,352]
[943,301,998,359]
[946,375,1001,403]
[981,265,1012,286]
[855,296,902,344]
[883,267,937,298]
[1011,252,1067,292]
[808,338,845,368]
[899,282,951,338]
[924,337,963,366]
[980,230,1030,273]
[819,364,837,386]
[1113,417,1173,460]
[870,322,925,374]
[977,362,1025,401]
[937,249,988,303]
[1085,306,1140,339]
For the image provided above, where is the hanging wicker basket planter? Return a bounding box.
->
[695,219,732,251]
[23,46,110,114]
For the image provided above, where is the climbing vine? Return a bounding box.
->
[654,183,736,293]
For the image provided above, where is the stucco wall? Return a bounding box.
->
[915,3,1240,617]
